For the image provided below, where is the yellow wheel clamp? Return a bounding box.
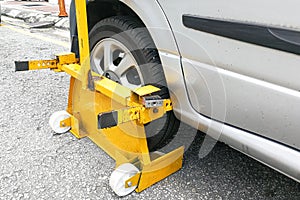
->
[14,0,184,196]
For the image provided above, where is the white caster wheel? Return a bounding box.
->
[109,163,140,197]
[49,110,71,134]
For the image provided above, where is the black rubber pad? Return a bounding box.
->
[98,111,118,129]
[15,61,29,71]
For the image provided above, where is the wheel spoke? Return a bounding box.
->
[120,75,141,89]
[90,53,101,72]
[114,53,135,76]
[103,42,112,71]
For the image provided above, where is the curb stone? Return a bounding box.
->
[1,4,69,30]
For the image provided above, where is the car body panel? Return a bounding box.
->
[159,51,300,182]
[182,57,300,150]
[157,0,300,150]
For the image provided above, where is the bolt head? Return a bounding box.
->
[127,181,132,187]
[105,73,111,79]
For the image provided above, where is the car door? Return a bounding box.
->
[157,0,300,150]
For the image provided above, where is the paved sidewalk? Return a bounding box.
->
[0,0,70,29]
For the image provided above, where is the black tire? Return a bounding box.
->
[89,16,180,151]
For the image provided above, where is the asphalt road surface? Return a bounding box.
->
[0,22,299,200]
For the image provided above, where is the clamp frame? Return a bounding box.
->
[14,0,184,195]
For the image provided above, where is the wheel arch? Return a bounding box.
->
[88,0,179,54]
[70,0,180,56]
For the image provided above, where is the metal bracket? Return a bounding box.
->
[125,173,141,188]
[60,117,71,128]
[15,53,78,72]
[142,95,164,108]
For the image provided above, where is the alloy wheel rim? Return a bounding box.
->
[90,38,144,90]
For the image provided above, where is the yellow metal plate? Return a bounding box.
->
[136,146,184,192]
[133,85,161,96]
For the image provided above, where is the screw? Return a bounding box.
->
[153,108,159,113]
[61,122,65,127]
[127,181,132,187]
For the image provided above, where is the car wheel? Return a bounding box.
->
[89,16,180,151]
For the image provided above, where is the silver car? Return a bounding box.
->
[69,0,300,182]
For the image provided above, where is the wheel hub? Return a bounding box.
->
[104,70,120,83]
